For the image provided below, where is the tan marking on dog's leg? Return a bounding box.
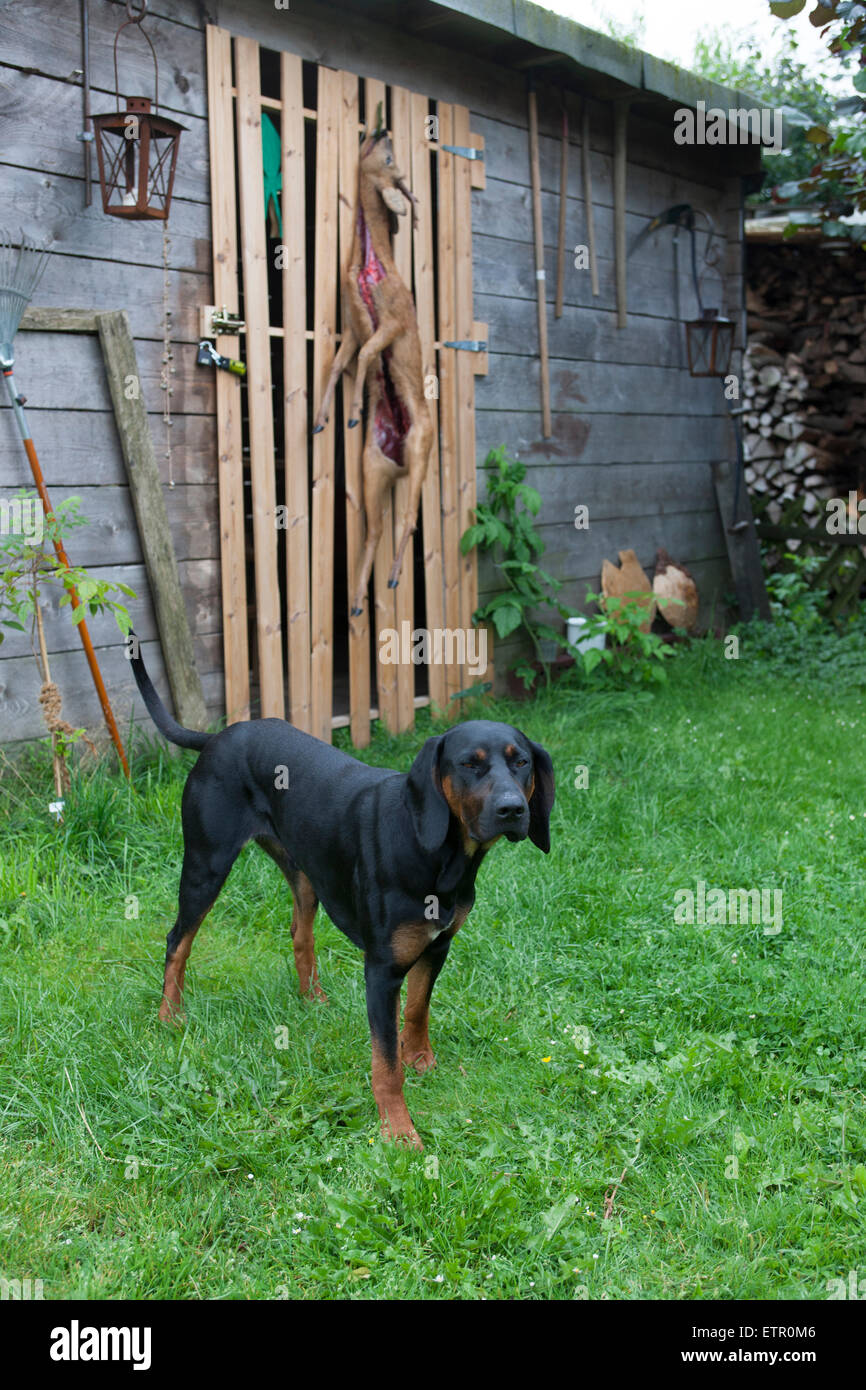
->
[401,953,437,1074]
[290,871,327,1003]
[159,916,206,1025]
[372,1015,422,1149]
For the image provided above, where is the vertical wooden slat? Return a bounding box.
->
[453,103,479,685]
[235,36,284,718]
[281,51,311,732]
[310,64,341,744]
[614,100,629,330]
[410,90,446,714]
[436,103,462,703]
[390,83,415,735]
[340,69,371,748]
[367,76,398,733]
[206,25,250,723]
[527,88,552,440]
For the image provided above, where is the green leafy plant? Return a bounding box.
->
[1,491,134,642]
[575,588,676,687]
[0,490,135,771]
[460,447,576,688]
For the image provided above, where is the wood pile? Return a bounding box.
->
[743,244,866,523]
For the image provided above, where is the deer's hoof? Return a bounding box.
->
[387,578,398,589]
[348,417,359,429]
[312,423,325,434]
[351,605,363,617]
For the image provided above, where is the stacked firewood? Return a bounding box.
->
[743,244,866,522]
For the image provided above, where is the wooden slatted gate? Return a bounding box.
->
[205,25,487,745]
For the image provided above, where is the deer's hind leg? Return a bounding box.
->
[389,407,433,590]
[351,432,396,616]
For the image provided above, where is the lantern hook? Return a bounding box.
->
[113,0,160,115]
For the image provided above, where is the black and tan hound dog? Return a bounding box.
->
[130,644,554,1147]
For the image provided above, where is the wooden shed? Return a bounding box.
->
[0,0,766,753]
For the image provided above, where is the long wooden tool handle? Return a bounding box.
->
[23,436,130,778]
[527,87,552,439]
[555,100,568,320]
[581,101,599,297]
[614,100,629,329]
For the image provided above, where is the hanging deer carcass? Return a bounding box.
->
[312,126,432,616]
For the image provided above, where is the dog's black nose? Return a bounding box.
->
[495,799,526,822]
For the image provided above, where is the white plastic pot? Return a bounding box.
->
[567,615,605,655]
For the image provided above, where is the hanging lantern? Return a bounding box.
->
[685,307,735,378]
[92,2,183,221]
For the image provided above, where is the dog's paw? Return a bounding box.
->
[380,1120,424,1150]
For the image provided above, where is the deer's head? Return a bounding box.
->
[360,130,411,219]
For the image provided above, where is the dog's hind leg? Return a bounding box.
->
[160,843,241,1024]
[255,837,326,1002]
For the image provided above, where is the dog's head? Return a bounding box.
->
[359,129,410,218]
[404,720,555,856]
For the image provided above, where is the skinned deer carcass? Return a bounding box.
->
[313,127,432,617]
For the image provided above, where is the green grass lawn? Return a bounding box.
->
[1,635,865,1300]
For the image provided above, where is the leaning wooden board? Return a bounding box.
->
[96,310,208,730]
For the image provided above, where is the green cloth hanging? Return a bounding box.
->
[261,110,282,238]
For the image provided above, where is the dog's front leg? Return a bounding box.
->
[364,958,422,1148]
[400,935,451,1074]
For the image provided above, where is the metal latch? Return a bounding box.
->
[441,144,484,162]
[200,304,247,338]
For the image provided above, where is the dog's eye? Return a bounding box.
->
[460,760,476,770]
[515,758,528,768]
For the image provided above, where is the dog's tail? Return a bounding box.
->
[129,633,210,751]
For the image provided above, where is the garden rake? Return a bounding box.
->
[0,229,129,775]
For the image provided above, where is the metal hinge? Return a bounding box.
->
[441,144,484,162]
[442,338,488,352]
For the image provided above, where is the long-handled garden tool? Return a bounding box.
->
[0,230,130,775]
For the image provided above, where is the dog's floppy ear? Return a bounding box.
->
[527,740,555,854]
[405,735,450,853]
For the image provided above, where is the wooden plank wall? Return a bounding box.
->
[218,0,743,684]
[0,0,221,748]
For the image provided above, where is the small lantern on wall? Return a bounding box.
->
[92,1,183,221]
[685,307,735,378]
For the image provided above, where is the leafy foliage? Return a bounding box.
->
[765,0,866,234]
[461,447,576,687]
[691,24,844,211]
[0,492,135,645]
[574,589,677,688]
[735,547,866,685]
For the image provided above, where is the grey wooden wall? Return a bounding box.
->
[217,0,741,684]
[0,0,743,750]
[0,0,221,751]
